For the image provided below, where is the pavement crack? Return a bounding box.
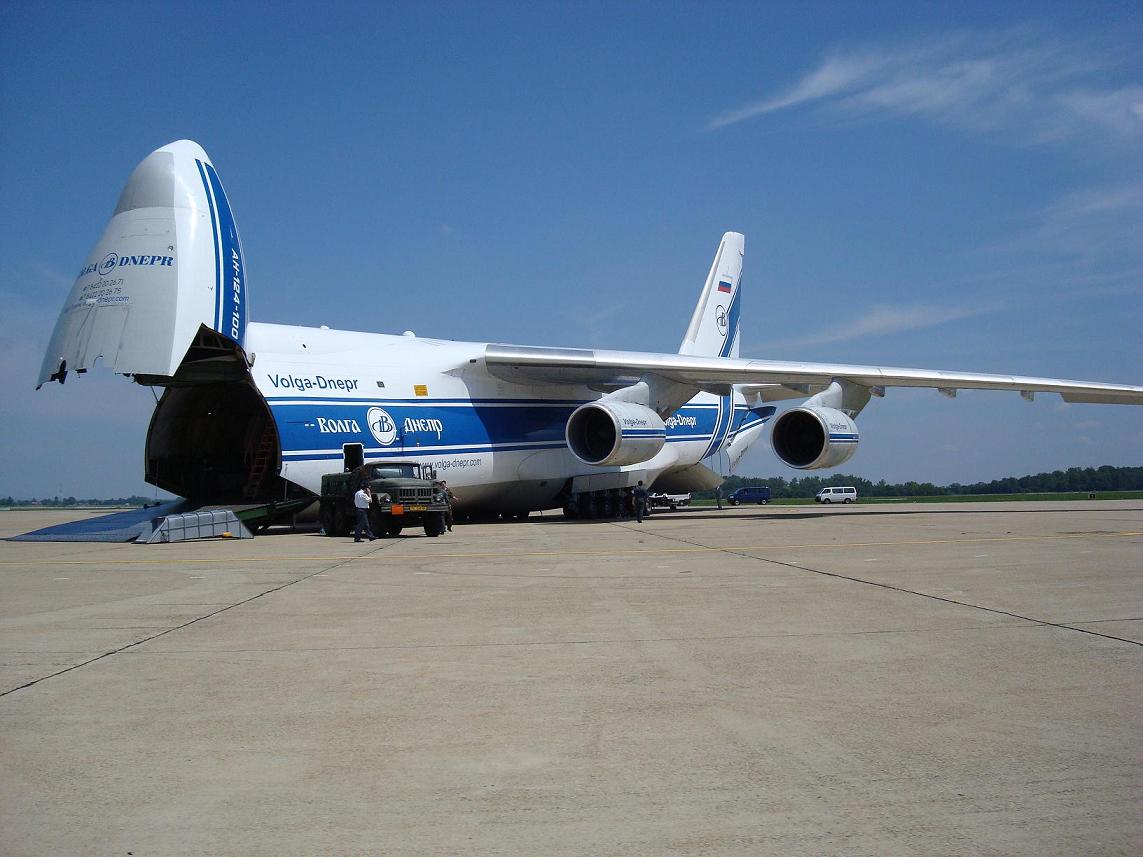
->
[619,525,1143,649]
[0,541,399,699]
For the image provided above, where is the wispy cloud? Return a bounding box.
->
[984,182,1143,279]
[757,302,990,351]
[709,29,1143,145]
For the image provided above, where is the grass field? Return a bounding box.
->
[691,490,1143,507]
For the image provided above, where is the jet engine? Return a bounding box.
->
[566,401,666,466]
[771,406,859,470]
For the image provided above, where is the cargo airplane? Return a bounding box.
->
[37,141,1143,519]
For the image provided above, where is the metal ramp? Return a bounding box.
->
[7,500,191,542]
[7,497,314,543]
[143,509,253,543]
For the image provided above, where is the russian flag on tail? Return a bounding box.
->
[717,280,733,293]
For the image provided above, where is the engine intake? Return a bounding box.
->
[566,401,666,466]
[771,406,859,470]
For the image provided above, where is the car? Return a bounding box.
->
[726,486,771,505]
[815,486,857,504]
[649,492,691,510]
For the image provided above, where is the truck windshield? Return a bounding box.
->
[370,464,420,479]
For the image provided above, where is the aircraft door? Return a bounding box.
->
[343,443,364,472]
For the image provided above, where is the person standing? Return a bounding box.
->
[353,485,377,542]
[633,480,649,523]
[716,484,723,510]
[438,480,458,531]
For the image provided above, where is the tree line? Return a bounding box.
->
[3,465,1141,506]
[699,465,1143,500]
[1,495,156,507]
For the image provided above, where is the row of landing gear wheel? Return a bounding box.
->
[563,489,640,521]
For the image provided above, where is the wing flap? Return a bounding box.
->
[483,344,1143,404]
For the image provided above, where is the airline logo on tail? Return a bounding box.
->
[79,253,175,279]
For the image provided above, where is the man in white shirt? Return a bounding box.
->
[353,485,377,542]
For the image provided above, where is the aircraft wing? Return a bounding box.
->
[483,345,1143,405]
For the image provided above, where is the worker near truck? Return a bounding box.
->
[437,480,458,531]
[353,485,377,542]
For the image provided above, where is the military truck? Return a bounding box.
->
[319,461,450,538]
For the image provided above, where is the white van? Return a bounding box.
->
[815,486,857,504]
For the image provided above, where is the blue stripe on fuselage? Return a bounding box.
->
[270,398,729,461]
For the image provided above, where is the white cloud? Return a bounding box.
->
[708,54,887,128]
[756,302,989,350]
[710,29,1141,146]
[993,182,1143,271]
[1058,86,1143,137]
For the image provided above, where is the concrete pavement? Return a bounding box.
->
[2,502,1141,856]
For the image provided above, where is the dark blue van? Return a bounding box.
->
[726,486,772,505]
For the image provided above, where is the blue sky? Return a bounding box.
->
[1,1,1140,498]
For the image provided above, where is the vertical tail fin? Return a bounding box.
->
[38,140,249,387]
[678,232,743,359]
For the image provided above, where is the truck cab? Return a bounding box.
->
[319,461,450,537]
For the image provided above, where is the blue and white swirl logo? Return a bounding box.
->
[97,252,118,277]
[367,407,397,446]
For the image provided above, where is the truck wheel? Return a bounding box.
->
[319,503,335,536]
[332,507,348,537]
[385,521,403,537]
[424,513,445,537]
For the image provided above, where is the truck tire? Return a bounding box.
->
[424,513,445,537]
[332,506,349,537]
[319,503,335,536]
[385,521,403,537]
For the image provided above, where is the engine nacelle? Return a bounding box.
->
[566,401,666,466]
[771,406,859,470]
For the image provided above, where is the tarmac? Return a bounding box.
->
[1,501,1140,856]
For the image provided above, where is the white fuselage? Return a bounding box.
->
[248,322,768,511]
